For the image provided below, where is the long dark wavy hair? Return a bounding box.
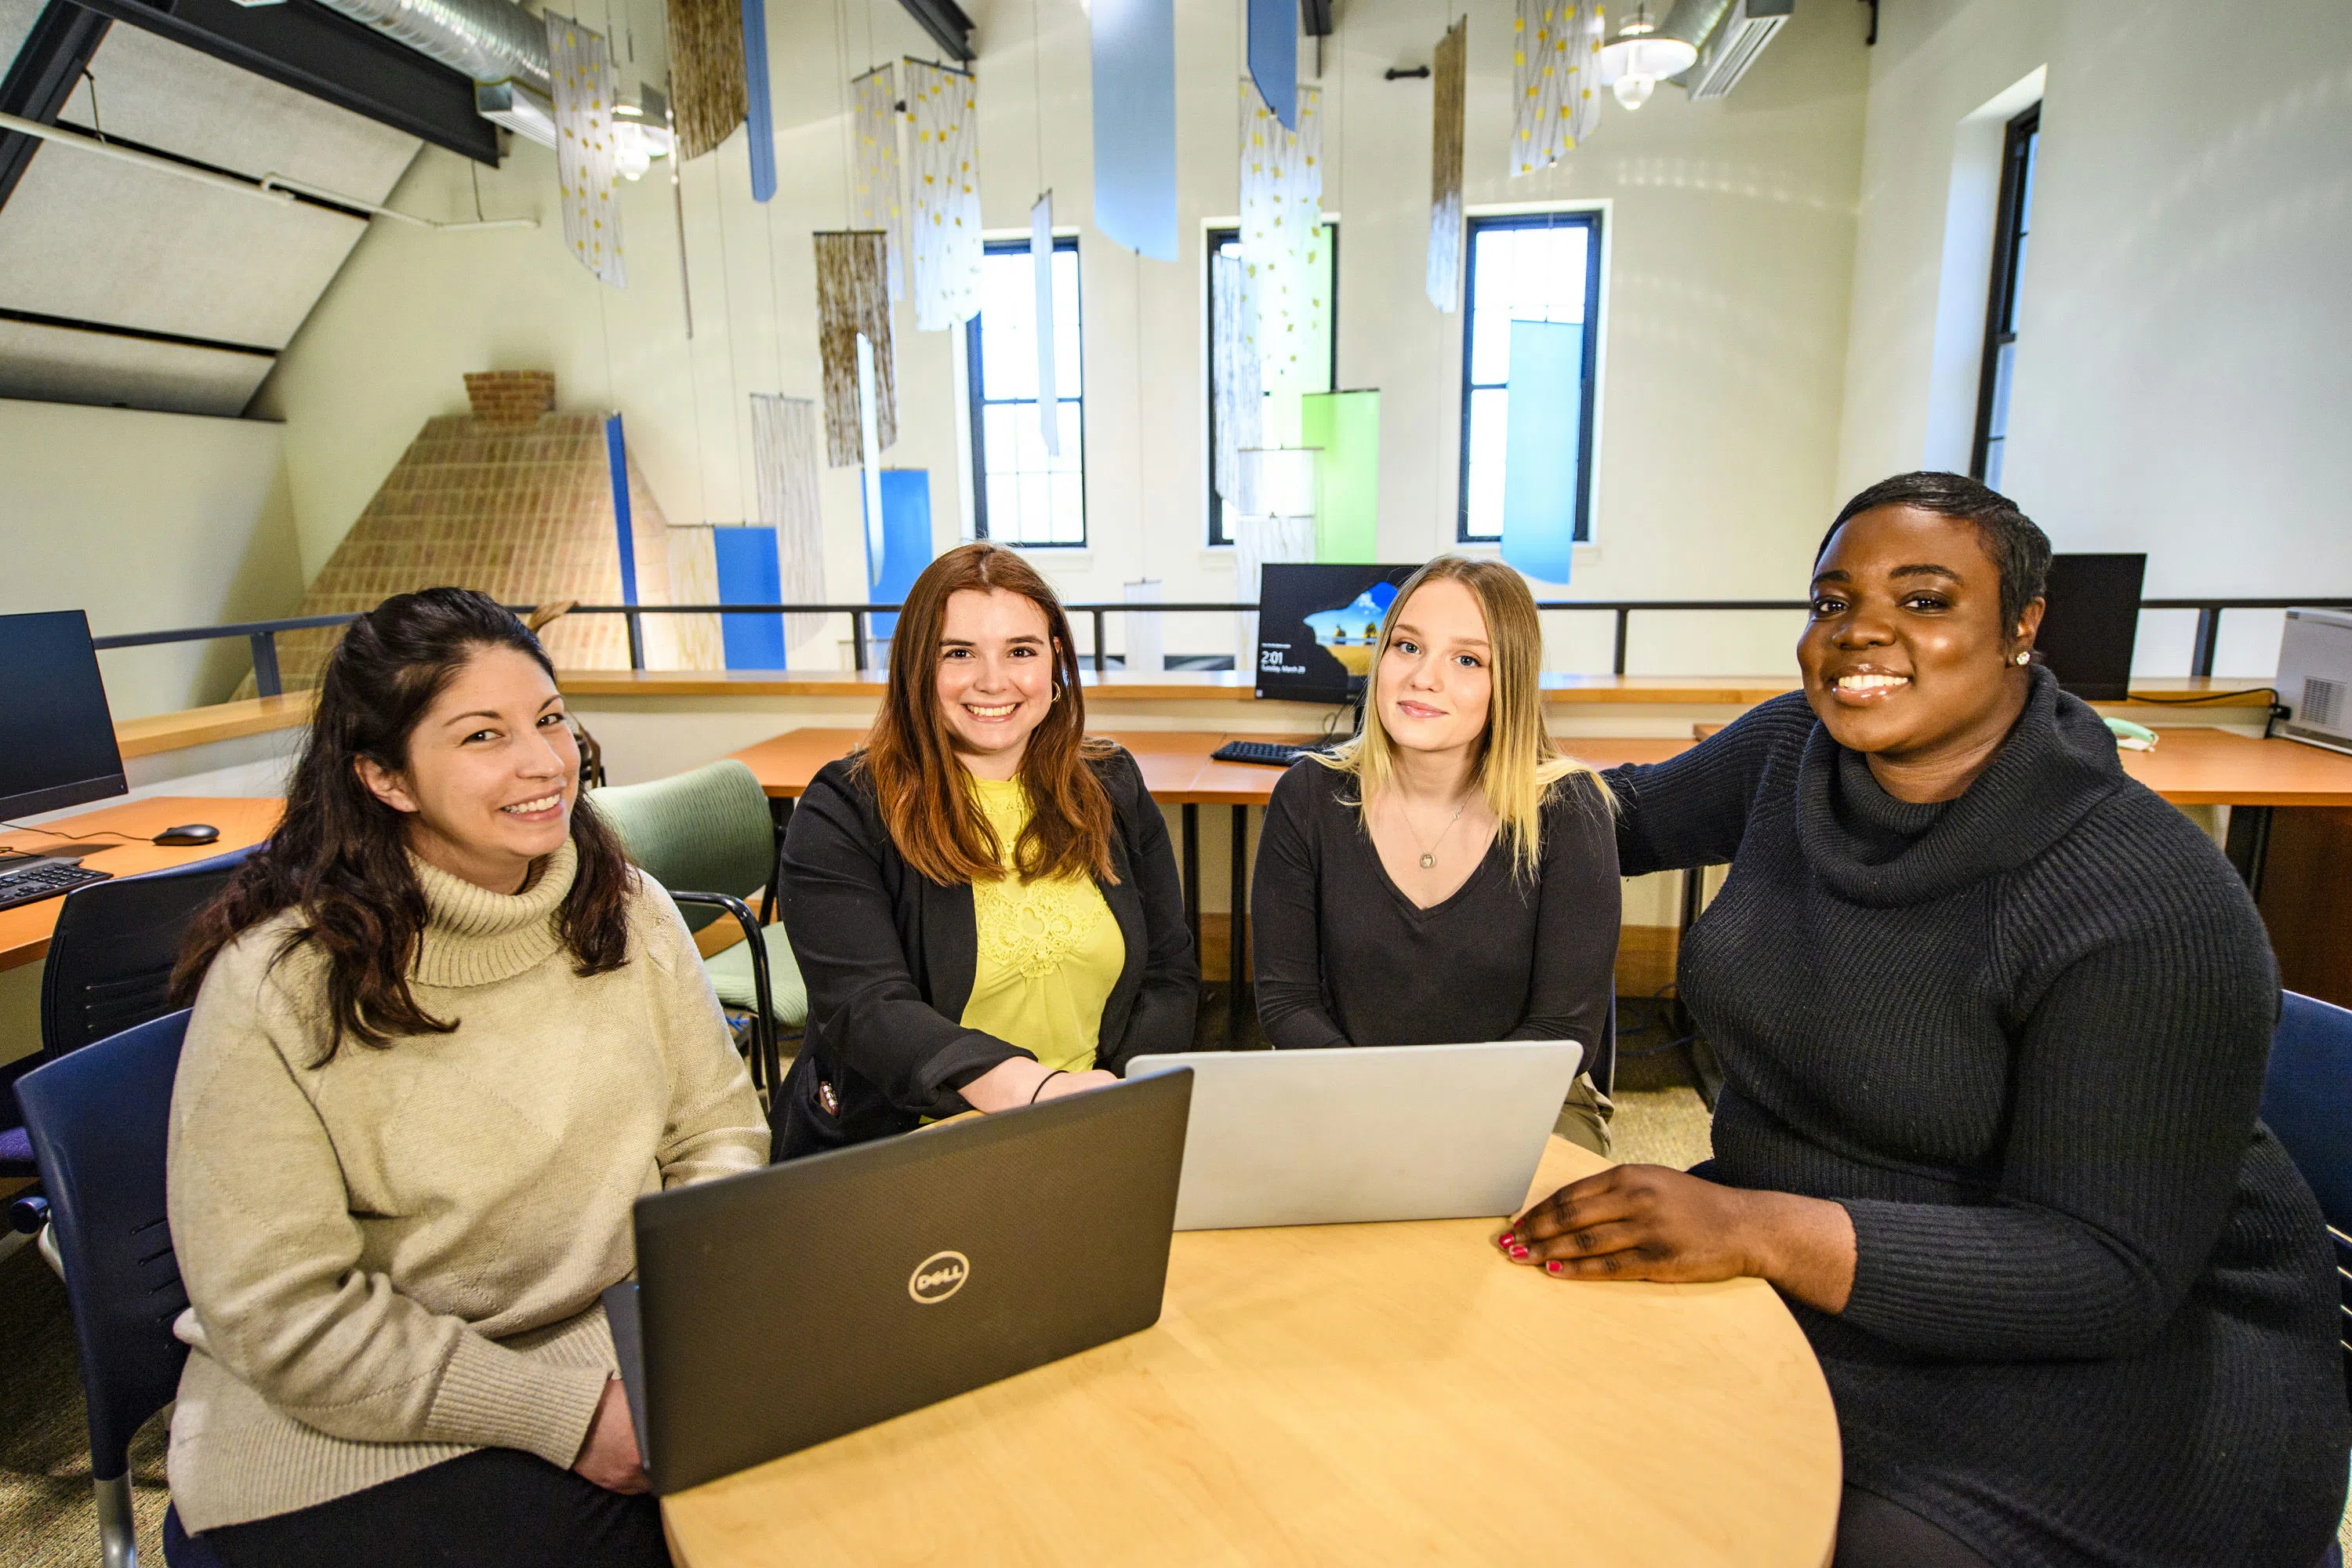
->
[174,588,637,1061]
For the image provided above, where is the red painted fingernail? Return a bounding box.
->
[1545,1260,1563,1274]
[1497,1231,1517,1247]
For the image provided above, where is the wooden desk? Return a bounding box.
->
[0,797,280,973]
[660,1135,1842,1568]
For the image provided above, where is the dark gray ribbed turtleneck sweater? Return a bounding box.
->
[1604,669,2348,1568]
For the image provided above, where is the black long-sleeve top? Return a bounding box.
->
[1250,760,1619,1059]
[773,746,1197,1158]
[1604,669,2347,1567]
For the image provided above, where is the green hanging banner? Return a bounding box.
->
[1300,390,1379,563]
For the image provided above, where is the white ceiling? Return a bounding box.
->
[0,5,425,417]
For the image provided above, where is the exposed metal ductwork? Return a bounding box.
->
[310,0,550,95]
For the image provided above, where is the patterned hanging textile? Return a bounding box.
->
[1511,0,1602,176]
[663,526,727,670]
[813,231,897,467]
[1239,80,1323,386]
[1428,17,1467,311]
[905,59,982,332]
[546,13,626,287]
[851,64,906,299]
[1210,251,1262,517]
[750,394,830,652]
[662,0,747,160]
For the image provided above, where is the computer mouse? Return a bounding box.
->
[153,824,220,847]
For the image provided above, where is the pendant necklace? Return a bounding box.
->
[1408,797,1468,869]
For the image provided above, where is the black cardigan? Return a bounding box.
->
[1604,668,2348,1567]
[773,746,1197,1157]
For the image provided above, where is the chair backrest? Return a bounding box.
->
[39,846,252,1060]
[590,760,775,934]
[16,1009,193,1482]
[2259,989,2352,1403]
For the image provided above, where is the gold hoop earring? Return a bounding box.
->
[1051,681,1065,702]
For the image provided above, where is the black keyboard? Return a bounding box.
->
[1210,740,1334,768]
[0,860,111,913]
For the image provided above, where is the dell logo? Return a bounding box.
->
[909,1250,970,1304]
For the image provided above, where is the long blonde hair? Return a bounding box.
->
[1314,555,1609,877]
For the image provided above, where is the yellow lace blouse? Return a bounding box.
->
[960,775,1126,1075]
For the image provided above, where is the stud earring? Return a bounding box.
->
[2014,650,2031,666]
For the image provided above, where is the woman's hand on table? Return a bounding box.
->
[1496,1164,1857,1313]
[959,1058,1119,1112]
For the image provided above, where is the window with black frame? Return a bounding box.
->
[964,237,1085,546]
[1972,104,2039,492]
[1457,210,1604,545]
[1204,222,1339,546]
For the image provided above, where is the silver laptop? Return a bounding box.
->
[1123,1041,1582,1230]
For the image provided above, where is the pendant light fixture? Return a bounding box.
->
[1598,2,1696,111]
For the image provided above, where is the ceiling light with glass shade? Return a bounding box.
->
[1599,4,1697,111]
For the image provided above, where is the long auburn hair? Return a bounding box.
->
[858,543,1118,886]
[174,588,637,1061]
[1316,555,1610,877]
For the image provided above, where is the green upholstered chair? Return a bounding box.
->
[590,760,806,1096]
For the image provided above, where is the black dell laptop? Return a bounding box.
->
[604,1069,1193,1494]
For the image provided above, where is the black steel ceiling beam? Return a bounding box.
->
[896,0,974,63]
[60,0,498,163]
[0,0,114,211]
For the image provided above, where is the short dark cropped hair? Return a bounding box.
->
[1816,471,2053,633]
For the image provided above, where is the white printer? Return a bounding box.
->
[2275,608,2352,754]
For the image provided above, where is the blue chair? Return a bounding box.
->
[2259,989,2352,1415]
[16,1008,220,1567]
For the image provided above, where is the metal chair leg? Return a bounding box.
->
[37,1218,63,1280]
[95,1471,137,1568]
[671,891,782,1098]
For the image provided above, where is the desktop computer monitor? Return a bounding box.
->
[0,610,127,821]
[2035,554,2146,702]
[1254,563,1423,705]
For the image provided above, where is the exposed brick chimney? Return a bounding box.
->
[463,370,557,426]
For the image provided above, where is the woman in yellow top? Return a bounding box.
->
[775,543,1198,1156]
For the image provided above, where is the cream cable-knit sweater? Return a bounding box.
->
[165,840,768,1533]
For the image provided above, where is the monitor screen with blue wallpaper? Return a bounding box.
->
[1254,564,1421,704]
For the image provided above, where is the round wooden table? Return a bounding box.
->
[661,1138,1842,1566]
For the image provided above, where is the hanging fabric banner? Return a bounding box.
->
[1300,390,1379,562]
[663,527,726,671]
[1210,251,1262,517]
[1428,17,1467,312]
[1511,0,1602,176]
[813,231,896,467]
[851,65,906,298]
[1032,192,1061,456]
[750,393,829,654]
[906,60,982,332]
[1240,81,1324,387]
[711,526,786,668]
[548,14,626,287]
[1500,318,1583,582]
[1090,0,1177,261]
[739,0,775,200]
[662,0,746,160]
[858,333,887,601]
[1248,0,1298,131]
[1232,513,1315,661]
[867,470,933,644]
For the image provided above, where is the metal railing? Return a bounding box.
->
[90,597,2352,699]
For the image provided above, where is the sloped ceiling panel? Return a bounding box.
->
[0,0,45,70]
[52,22,419,204]
[0,316,271,415]
[0,151,371,347]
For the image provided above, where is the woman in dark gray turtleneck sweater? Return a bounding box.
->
[1500,474,2347,1568]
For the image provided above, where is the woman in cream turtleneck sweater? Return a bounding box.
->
[166,590,768,1568]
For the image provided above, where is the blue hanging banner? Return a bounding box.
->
[1248,0,1298,130]
[867,469,934,643]
[711,527,787,669]
[741,0,776,201]
[1090,0,1177,261]
[1499,319,1584,585]
[603,413,639,605]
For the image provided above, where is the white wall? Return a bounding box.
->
[1838,0,2352,677]
[255,0,1869,679]
[0,398,304,717]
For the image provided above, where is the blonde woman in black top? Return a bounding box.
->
[1250,555,1621,1150]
